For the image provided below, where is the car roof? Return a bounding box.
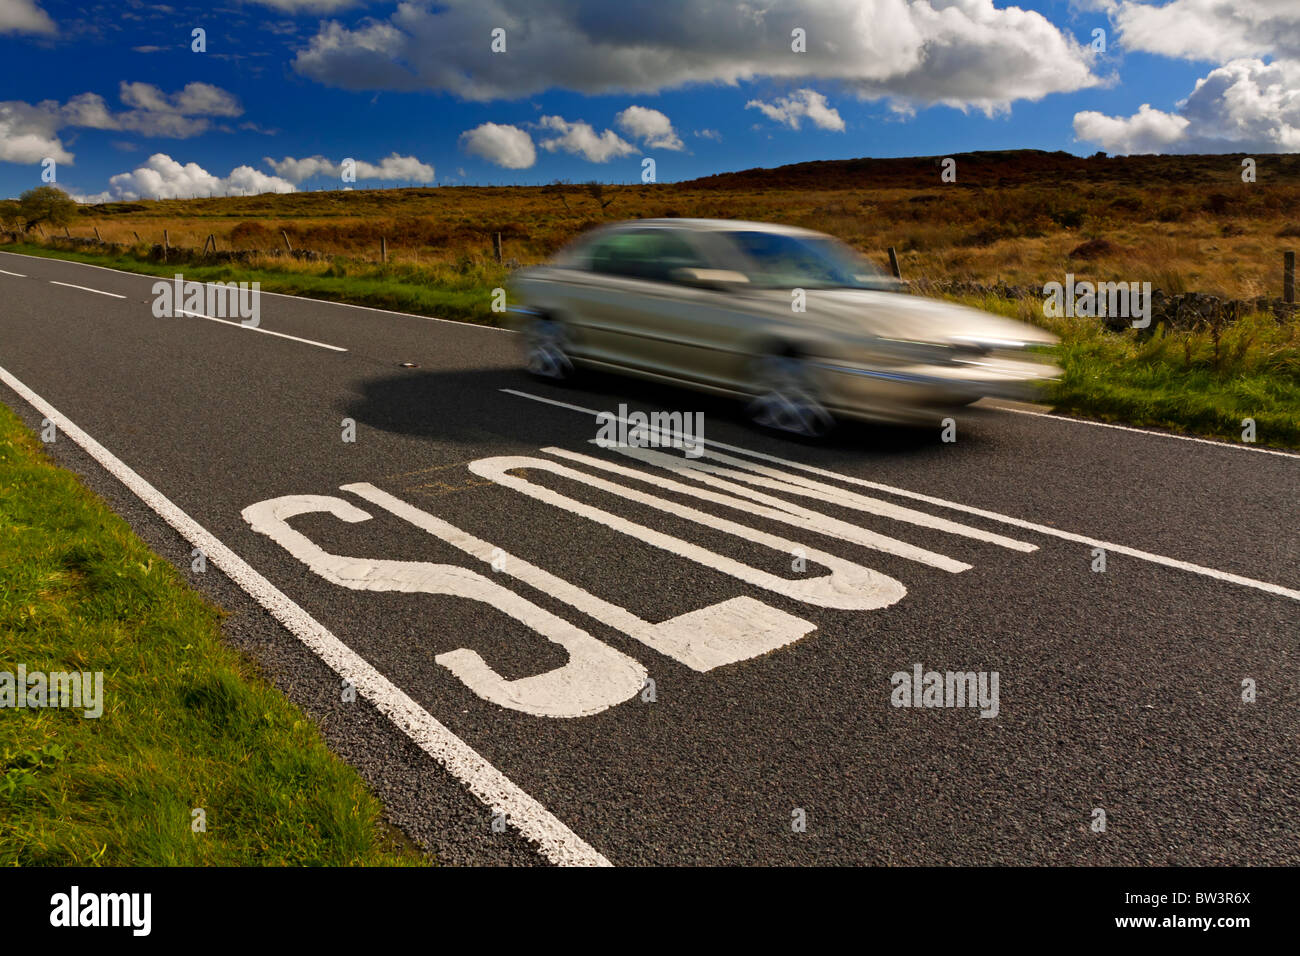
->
[612,218,824,237]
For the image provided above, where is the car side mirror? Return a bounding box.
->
[669,267,751,290]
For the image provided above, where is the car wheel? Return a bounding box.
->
[747,352,834,438]
[524,318,574,381]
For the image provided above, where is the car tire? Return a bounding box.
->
[746,351,834,438]
[524,317,574,381]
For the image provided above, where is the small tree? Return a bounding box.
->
[585,181,615,211]
[18,185,77,233]
[0,199,20,231]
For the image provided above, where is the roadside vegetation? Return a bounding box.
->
[2,149,1297,446]
[0,402,426,865]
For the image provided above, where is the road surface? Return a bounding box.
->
[2,248,1296,866]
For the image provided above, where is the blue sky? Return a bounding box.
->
[0,1,1294,200]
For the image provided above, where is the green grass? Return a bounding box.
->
[7,242,1299,449]
[0,401,428,865]
[3,241,506,325]
[957,293,1300,449]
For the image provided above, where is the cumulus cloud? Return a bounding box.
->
[1074,2,1300,154]
[291,0,1100,113]
[0,82,244,165]
[1076,58,1300,153]
[1073,103,1190,154]
[246,0,359,11]
[746,88,844,130]
[263,152,435,183]
[0,101,70,163]
[0,0,55,35]
[458,122,537,168]
[1111,0,1300,63]
[615,106,683,150]
[97,153,296,200]
[536,115,636,162]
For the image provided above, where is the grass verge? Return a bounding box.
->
[968,294,1300,449]
[2,241,502,325]
[0,400,427,865]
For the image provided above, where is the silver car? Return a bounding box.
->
[507,218,1059,436]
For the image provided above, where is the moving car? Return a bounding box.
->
[507,219,1059,436]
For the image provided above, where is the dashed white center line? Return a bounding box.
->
[174,310,348,352]
[49,280,126,299]
[0,269,26,277]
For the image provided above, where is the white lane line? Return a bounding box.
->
[175,310,348,352]
[49,280,126,299]
[0,268,26,277]
[502,388,1300,603]
[997,406,1300,459]
[0,366,609,868]
[0,249,505,331]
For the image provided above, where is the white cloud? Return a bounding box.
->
[1073,2,1300,154]
[0,83,244,166]
[746,88,844,130]
[1073,103,1190,154]
[0,0,55,35]
[536,115,636,162]
[245,0,358,12]
[292,0,1100,113]
[103,153,296,200]
[615,106,683,150]
[693,128,722,141]
[263,152,435,183]
[1111,0,1300,63]
[1076,59,1300,153]
[0,101,69,163]
[459,122,537,168]
[355,152,434,181]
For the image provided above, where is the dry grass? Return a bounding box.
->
[47,149,1300,301]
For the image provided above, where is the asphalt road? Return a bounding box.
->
[2,248,1297,866]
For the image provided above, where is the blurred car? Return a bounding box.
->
[507,218,1059,436]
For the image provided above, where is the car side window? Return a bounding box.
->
[588,230,708,284]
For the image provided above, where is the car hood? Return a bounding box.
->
[756,288,1058,347]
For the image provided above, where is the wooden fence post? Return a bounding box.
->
[93,227,102,242]
[887,246,902,279]
[381,236,387,263]
[281,230,293,253]
[64,227,70,237]
[1285,250,1296,305]
[493,232,502,263]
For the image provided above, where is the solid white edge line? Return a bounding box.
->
[0,249,506,331]
[0,364,610,867]
[502,388,1300,603]
[49,280,126,299]
[175,310,348,352]
[0,268,26,277]
[997,406,1300,459]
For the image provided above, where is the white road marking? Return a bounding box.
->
[242,494,646,718]
[468,454,907,611]
[0,249,506,332]
[0,268,26,277]
[49,280,126,299]
[547,445,974,573]
[175,309,348,352]
[997,406,1300,459]
[503,389,1300,603]
[342,482,816,672]
[579,442,1035,554]
[0,364,611,866]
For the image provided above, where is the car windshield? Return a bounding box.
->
[723,230,892,290]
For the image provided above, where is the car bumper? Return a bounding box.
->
[810,357,1060,425]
